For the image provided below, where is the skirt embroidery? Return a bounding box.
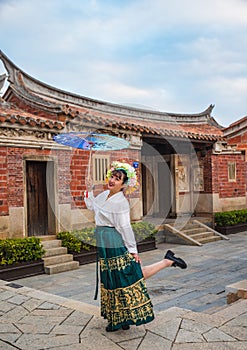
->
[95,226,154,330]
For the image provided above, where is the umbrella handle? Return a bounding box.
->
[86,148,93,189]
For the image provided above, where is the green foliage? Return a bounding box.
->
[132,221,158,241]
[57,227,96,253]
[0,237,45,266]
[58,221,157,253]
[215,209,247,227]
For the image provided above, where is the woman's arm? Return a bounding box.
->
[84,191,94,210]
[113,211,138,255]
[84,178,95,210]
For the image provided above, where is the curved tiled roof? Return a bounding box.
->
[0,50,224,141]
[61,104,224,141]
[0,101,63,130]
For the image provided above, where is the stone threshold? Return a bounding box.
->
[226,279,247,304]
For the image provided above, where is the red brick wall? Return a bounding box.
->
[0,145,141,217]
[70,149,141,209]
[211,153,246,198]
[53,149,73,205]
[7,148,24,208]
[227,133,247,147]
[70,149,89,208]
[0,147,73,217]
[202,150,213,193]
[0,147,8,215]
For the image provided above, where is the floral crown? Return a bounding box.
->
[106,161,138,191]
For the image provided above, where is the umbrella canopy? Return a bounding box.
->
[53,132,130,151]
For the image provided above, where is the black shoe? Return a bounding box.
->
[105,324,118,332]
[122,325,130,330]
[164,250,187,269]
[105,324,130,332]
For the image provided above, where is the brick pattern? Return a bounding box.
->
[211,153,246,198]
[0,145,141,218]
[70,148,141,209]
[55,149,72,205]
[0,147,8,215]
[70,150,90,208]
[202,151,213,193]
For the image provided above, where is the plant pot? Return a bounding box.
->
[137,237,156,252]
[72,238,157,265]
[0,259,45,281]
[215,223,247,235]
[73,246,97,265]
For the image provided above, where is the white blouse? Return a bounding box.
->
[84,190,138,254]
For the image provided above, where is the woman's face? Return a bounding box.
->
[107,172,125,193]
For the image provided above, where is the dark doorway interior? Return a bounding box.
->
[26,161,55,236]
[158,160,172,217]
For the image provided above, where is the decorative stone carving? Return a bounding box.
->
[213,141,241,154]
[0,127,47,139]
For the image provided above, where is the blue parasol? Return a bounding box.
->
[53,132,130,182]
[53,132,130,151]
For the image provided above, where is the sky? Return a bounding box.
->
[0,0,247,127]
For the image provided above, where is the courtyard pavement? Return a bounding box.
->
[0,232,246,349]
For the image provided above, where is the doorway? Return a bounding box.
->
[158,160,172,217]
[26,160,56,236]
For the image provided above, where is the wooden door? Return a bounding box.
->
[141,162,155,216]
[26,161,48,236]
[158,161,172,217]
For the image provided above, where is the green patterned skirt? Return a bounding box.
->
[95,226,154,330]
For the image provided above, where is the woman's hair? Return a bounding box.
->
[111,169,128,185]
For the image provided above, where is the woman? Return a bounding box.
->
[84,161,187,332]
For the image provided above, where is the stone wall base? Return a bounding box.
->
[226,280,247,304]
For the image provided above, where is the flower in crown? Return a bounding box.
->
[106,161,138,192]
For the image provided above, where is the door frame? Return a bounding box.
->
[23,155,58,236]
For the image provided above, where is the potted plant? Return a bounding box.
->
[57,221,157,265]
[214,209,247,234]
[57,228,97,265]
[132,221,157,252]
[0,237,45,281]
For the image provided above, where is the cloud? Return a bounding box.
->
[0,0,247,125]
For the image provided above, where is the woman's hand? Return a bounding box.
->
[85,177,94,191]
[131,253,142,264]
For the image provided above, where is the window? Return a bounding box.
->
[228,162,236,182]
[93,155,110,184]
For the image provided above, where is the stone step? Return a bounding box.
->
[45,261,79,275]
[43,246,68,257]
[41,240,62,249]
[212,298,247,320]
[37,235,57,241]
[197,236,222,243]
[188,231,214,239]
[182,227,206,234]
[43,254,74,267]
[205,303,230,315]
[38,238,79,275]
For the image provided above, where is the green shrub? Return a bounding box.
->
[131,221,158,241]
[0,237,45,266]
[57,221,157,253]
[215,209,247,227]
[57,227,96,253]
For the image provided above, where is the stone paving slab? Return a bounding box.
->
[0,280,247,349]
[0,232,247,349]
[13,231,247,315]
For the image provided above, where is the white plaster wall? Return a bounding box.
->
[9,207,25,238]
[212,193,246,212]
[58,204,72,232]
[0,215,9,239]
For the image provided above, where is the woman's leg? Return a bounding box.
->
[141,258,173,280]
